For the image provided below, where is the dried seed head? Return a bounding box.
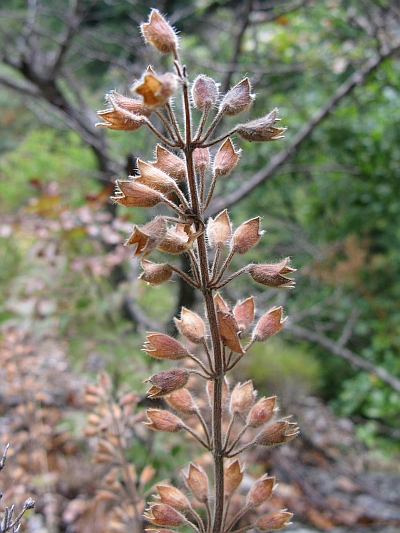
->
[157,225,194,255]
[143,332,190,360]
[144,368,189,398]
[255,510,293,531]
[134,72,177,108]
[183,463,209,503]
[191,74,219,110]
[108,91,152,116]
[246,476,275,507]
[252,307,287,342]
[140,9,178,55]
[144,503,185,527]
[255,419,300,447]
[206,377,229,407]
[207,210,232,249]
[126,217,167,257]
[217,308,244,354]
[247,396,277,428]
[229,381,256,415]
[220,78,255,116]
[233,297,255,334]
[248,258,296,288]
[165,388,199,415]
[136,160,178,194]
[139,260,173,285]
[213,138,241,178]
[112,180,164,208]
[174,307,206,344]
[156,485,191,512]
[236,108,287,142]
[96,98,148,131]
[193,147,210,173]
[151,145,186,182]
[145,409,183,433]
[213,292,230,312]
[224,459,244,499]
[231,217,264,254]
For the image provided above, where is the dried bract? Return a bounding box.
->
[217,308,244,354]
[134,72,177,108]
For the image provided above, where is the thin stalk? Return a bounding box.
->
[224,504,251,533]
[187,249,201,285]
[169,264,199,289]
[210,247,222,284]
[154,108,179,142]
[188,507,207,533]
[166,101,184,145]
[201,338,214,373]
[187,354,213,377]
[196,410,211,448]
[204,172,218,211]
[222,413,237,451]
[212,267,247,290]
[199,108,225,143]
[213,249,235,286]
[201,127,237,148]
[145,118,178,147]
[225,423,249,455]
[182,424,211,449]
[193,105,211,142]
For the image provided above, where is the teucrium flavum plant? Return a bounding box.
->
[97,8,299,533]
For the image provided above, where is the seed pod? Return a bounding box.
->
[139,260,173,285]
[219,78,254,116]
[233,297,255,334]
[255,510,293,531]
[248,258,295,288]
[157,226,193,255]
[134,72,177,108]
[143,332,190,360]
[165,388,199,415]
[236,108,287,142]
[192,75,219,110]
[151,145,186,182]
[213,292,230,312]
[224,459,244,499]
[96,99,148,131]
[145,409,183,433]
[255,419,299,447]
[174,307,206,344]
[229,381,256,415]
[193,147,210,173]
[231,217,264,254]
[136,160,178,194]
[126,217,167,257]
[247,396,277,428]
[252,307,287,342]
[140,9,178,55]
[183,463,209,503]
[144,503,185,527]
[207,210,232,250]
[144,368,189,398]
[246,475,275,507]
[213,138,241,178]
[156,485,191,512]
[108,91,152,117]
[217,308,243,354]
[112,180,164,208]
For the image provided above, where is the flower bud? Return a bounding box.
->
[193,147,210,173]
[145,409,183,432]
[248,258,295,288]
[134,72,177,108]
[144,368,189,398]
[220,78,254,116]
[96,99,148,131]
[151,145,186,182]
[143,332,190,360]
[109,91,152,116]
[247,396,277,428]
[224,459,244,499]
[139,260,173,285]
[156,485,191,512]
[246,475,275,507]
[236,108,287,142]
[255,510,293,531]
[231,217,264,254]
[233,297,255,334]
[255,419,299,447]
[192,75,219,110]
[174,307,206,344]
[207,210,232,249]
[136,160,178,194]
[183,463,209,503]
[165,388,198,415]
[252,307,287,342]
[213,138,241,178]
[126,217,167,257]
[144,503,185,527]
[229,381,256,415]
[217,308,243,354]
[140,9,178,55]
[112,180,164,208]
[213,292,230,312]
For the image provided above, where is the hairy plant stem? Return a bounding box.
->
[182,75,225,533]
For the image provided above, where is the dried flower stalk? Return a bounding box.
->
[96,9,298,533]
